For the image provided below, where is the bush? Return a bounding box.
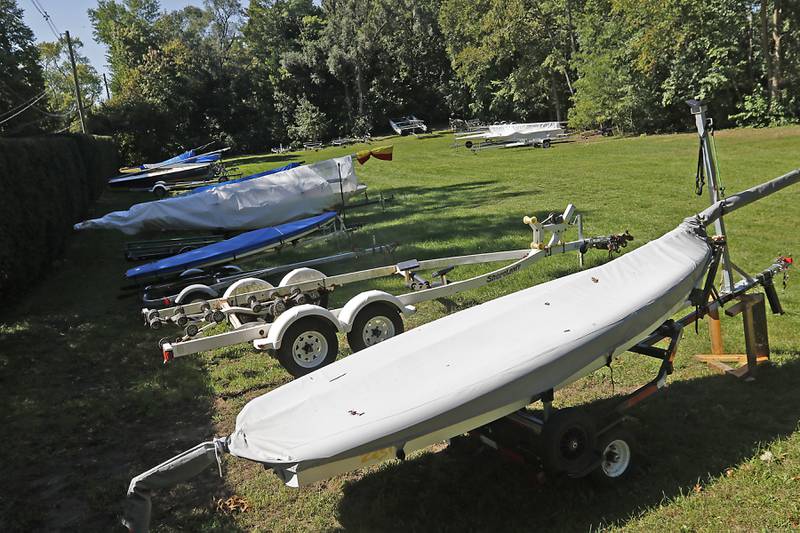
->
[0,134,118,299]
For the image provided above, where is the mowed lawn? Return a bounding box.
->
[1,125,800,532]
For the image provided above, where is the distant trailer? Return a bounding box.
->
[389,115,427,136]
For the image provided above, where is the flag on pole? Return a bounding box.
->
[356,145,393,165]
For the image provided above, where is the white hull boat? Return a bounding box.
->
[123,169,800,532]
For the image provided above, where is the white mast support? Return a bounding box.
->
[688,100,734,293]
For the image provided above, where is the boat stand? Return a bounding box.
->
[695,292,772,380]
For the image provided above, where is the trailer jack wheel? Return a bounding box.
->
[347,302,405,352]
[540,407,596,476]
[277,317,339,377]
[590,427,635,484]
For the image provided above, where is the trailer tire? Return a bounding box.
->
[590,427,635,485]
[541,139,551,149]
[277,317,339,377]
[347,302,404,352]
[540,408,596,476]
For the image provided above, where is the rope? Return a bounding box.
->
[694,140,705,196]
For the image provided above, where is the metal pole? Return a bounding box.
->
[102,73,110,100]
[687,99,733,292]
[64,31,87,133]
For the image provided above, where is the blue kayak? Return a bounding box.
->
[126,212,338,281]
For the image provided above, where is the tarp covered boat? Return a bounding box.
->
[123,169,800,532]
[76,156,362,235]
[125,212,338,281]
[109,149,225,189]
[457,121,564,142]
[185,162,301,195]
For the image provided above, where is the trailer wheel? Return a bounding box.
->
[590,427,635,484]
[153,183,168,198]
[347,302,404,352]
[540,408,596,475]
[277,317,339,377]
[541,139,551,149]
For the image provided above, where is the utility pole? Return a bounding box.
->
[64,30,87,133]
[102,73,110,100]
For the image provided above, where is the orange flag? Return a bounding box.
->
[356,145,393,165]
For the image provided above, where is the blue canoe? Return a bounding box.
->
[126,212,339,281]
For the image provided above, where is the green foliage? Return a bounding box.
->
[0,134,118,299]
[0,0,46,135]
[287,96,327,142]
[37,37,103,132]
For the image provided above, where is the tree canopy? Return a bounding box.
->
[2,0,799,156]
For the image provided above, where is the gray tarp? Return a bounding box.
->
[124,169,799,531]
[76,156,360,235]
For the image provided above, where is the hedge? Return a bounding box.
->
[0,134,119,300]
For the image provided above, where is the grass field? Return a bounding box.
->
[2,126,800,532]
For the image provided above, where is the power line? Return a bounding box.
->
[0,88,49,120]
[29,0,61,42]
[0,92,49,126]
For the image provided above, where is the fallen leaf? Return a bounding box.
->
[760,450,774,463]
[693,483,703,493]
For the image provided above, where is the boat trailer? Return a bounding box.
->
[145,204,633,377]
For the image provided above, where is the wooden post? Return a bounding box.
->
[64,31,87,134]
[695,293,770,380]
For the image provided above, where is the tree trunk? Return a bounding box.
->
[551,73,562,122]
[770,0,783,105]
[761,0,772,103]
[355,63,365,117]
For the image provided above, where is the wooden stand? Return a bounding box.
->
[694,293,770,381]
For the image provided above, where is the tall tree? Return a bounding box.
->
[0,0,46,135]
[38,37,103,132]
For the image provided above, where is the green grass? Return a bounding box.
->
[1,127,800,531]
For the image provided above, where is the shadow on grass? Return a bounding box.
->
[336,356,800,532]
[0,190,245,531]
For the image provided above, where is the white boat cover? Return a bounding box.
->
[75,156,360,235]
[225,220,710,484]
[124,169,800,533]
[458,122,563,141]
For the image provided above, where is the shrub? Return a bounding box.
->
[0,134,118,299]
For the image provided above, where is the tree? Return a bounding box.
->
[288,96,327,142]
[0,0,46,135]
[38,37,103,132]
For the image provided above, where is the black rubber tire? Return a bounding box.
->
[277,317,339,378]
[590,427,636,485]
[346,302,405,352]
[539,407,597,475]
[541,139,551,149]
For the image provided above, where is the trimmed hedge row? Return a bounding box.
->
[0,134,118,300]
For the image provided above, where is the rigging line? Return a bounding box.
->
[0,92,49,126]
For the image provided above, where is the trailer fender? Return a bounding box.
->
[278,267,326,287]
[221,278,273,300]
[267,304,342,350]
[174,284,219,305]
[338,291,415,333]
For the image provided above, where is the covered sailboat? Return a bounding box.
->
[109,149,226,190]
[456,121,565,149]
[75,156,363,235]
[123,169,800,532]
